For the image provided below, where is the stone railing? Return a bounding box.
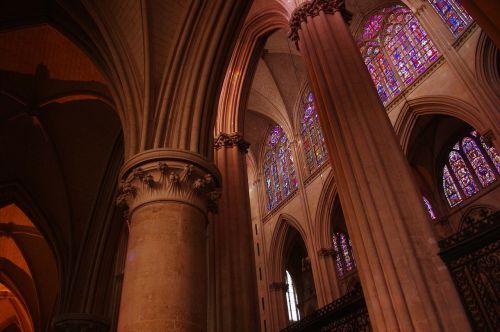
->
[280,285,371,332]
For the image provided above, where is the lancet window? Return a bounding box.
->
[427,0,473,36]
[300,90,328,173]
[358,5,439,105]
[285,270,300,322]
[263,125,298,210]
[332,232,356,279]
[442,131,499,207]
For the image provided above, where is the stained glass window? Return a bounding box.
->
[427,0,473,36]
[480,137,500,174]
[263,125,298,210]
[332,232,356,279]
[285,270,300,322]
[422,196,437,219]
[449,150,479,197]
[300,90,328,173]
[441,132,499,207]
[443,165,462,207]
[358,5,439,105]
[462,137,496,186]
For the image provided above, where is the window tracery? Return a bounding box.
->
[427,0,473,36]
[442,132,499,207]
[263,125,298,210]
[358,5,439,104]
[332,232,356,279]
[300,90,328,173]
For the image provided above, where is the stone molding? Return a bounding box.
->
[289,0,352,43]
[214,132,250,153]
[117,149,222,215]
[52,313,109,332]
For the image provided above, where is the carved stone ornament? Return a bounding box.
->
[214,132,250,153]
[117,149,222,215]
[289,0,352,43]
[52,313,109,332]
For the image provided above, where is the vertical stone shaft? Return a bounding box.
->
[290,2,470,331]
[116,149,221,332]
[212,133,259,331]
[459,0,500,48]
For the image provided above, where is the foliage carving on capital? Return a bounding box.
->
[214,132,250,153]
[117,160,221,214]
[289,0,352,43]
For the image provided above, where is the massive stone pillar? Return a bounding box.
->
[459,0,500,48]
[116,149,221,332]
[212,132,259,332]
[289,1,471,331]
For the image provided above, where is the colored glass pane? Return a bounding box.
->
[449,150,479,197]
[300,91,328,172]
[332,232,356,279]
[427,0,473,36]
[263,125,298,210]
[357,5,439,105]
[480,137,500,174]
[422,196,436,220]
[384,8,439,85]
[443,165,462,207]
[462,137,496,187]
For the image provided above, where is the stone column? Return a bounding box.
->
[268,282,289,330]
[289,1,470,331]
[212,132,259,332]
[459,0,500,48]
[116,149,221,332]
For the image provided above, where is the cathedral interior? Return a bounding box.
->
[0,0,499,331]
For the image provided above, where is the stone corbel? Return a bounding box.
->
[269,282,289,292]
[318,247,336,257]
[214,132,250,153]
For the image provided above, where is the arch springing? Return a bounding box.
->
[442,131,499,207]
[263,125,298,210]
[358,5,439,105]
[427,0,473,37]
[300,90,328,173]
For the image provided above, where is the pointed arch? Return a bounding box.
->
[268,214,308,282]
[215,1,289,140]
[394,96,488,154]
[313,169,337,249]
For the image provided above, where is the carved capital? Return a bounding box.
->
[117,149,222,216]
[214,132,250,153]
[289,0,352,43]
[270,282,289,292]
[52,314,109,332]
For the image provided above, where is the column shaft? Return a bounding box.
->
[212,133,260,331]
[290,2,470,331]
[116,149,221,332]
